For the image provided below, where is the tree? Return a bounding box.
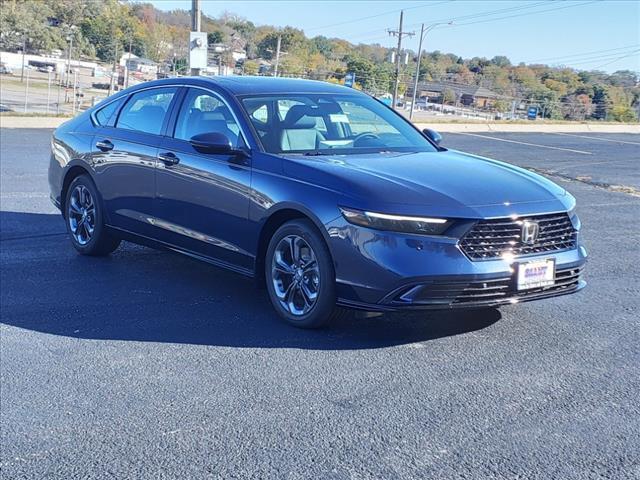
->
[610,105,637,122]
[311,35,333,57]
[0,0,637,122]
[345,55,375,90]
[493,99,511,113]
[207,30,225,45]
[242,59,260,75]
[491,55,511,68]
[257,26,306,60]
[0,0,65,53]
[591,84,611,120]
[442,88,456,104]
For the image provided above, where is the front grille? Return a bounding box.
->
[395,266,583,306]
[459,213,577,261]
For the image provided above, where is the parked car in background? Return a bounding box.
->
[0,63,13,74]
[48,77,586,328]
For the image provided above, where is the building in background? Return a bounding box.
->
[409,81,500,109]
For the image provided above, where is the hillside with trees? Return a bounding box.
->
[1,0,638,121]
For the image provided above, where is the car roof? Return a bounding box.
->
[130,76,361,97]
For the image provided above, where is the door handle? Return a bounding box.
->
[96,139,114,151]
[158,151,180,166]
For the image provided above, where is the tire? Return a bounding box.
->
[265,219,345,328]
[64,174,121,256]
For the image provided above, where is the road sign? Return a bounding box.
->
[344,72,355,88]
[527,106,538,120]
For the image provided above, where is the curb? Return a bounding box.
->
[415,122,640,133]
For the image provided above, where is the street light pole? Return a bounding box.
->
[66,33,73,88]
[23,67,30,113]
[20,33,26,82]
[409,21,452,120]
[47,70,52,113]
[410,24,426,121]
[273,34,281,77]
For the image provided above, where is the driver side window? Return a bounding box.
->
[174,89,243,148]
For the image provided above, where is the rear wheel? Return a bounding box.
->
[65,175,120,256]
[265,219,345,328]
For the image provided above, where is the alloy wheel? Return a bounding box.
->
[68,185,95,246]
[271,235,320,316]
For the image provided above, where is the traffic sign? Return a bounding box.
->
[527,106,538,120]
[344,72,355,88]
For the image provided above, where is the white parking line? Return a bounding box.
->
[549,132,640,146]
[453,132,593,155]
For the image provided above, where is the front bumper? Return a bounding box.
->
[325,218,587,311]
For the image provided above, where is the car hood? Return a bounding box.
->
[283,149,569,217]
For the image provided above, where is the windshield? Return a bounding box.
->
[240,93,438,155]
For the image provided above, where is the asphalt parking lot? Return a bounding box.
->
[1,128,639,479]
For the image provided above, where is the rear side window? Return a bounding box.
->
[116,87,177,135]
[94,98,124,126]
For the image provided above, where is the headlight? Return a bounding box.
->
[340,207,451,235]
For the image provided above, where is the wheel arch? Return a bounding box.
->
[254,203,335,284]
[60,163,94,215]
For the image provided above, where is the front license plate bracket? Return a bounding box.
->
[516,258,556,291]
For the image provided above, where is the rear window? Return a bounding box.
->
[94,98,123,126]
[115,87,177,135]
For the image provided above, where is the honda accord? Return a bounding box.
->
[49,77,587,327]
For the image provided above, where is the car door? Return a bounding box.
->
[154,87,254,272]
[92,86,179,237]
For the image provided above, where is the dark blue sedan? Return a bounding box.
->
[48,77,586,327]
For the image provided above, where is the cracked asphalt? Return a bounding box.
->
[1,128,639,479]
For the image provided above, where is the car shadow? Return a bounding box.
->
[1,210,502,350]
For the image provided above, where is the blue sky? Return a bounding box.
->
[148,0,640,72]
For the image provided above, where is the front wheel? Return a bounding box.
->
[265,219,344,328]
[65,174,121,256]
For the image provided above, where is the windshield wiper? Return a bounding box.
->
[302,151,331,156]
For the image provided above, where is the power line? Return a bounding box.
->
[552,49,640,66]
[444,0,600,28]
[404,0,549,28]
[350,1,548,42]
[591,50,640,70]
[305,1,452,33]
[529,44,640,62]
[346,1,600,46]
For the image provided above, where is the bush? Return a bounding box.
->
[610,105,638,122]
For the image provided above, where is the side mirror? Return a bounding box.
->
[423,128,442,146]
[189,132,233,154]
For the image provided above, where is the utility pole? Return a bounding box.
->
[273,34,282,77]
[388,11,413,110]
[191,0,201,75]
[191,0,201,32]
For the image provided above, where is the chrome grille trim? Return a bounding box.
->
[459,212,577,260]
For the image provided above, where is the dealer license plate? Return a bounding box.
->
[517,259,555,290]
